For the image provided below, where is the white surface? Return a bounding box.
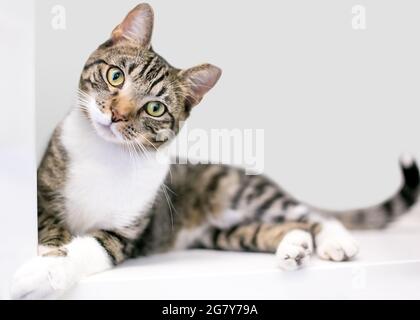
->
[63,208,420,300]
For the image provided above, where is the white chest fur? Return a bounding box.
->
[60,110,170,234]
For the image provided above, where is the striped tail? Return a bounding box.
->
[321,155,420,230]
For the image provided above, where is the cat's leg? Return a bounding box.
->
[278,203,360,261]
[177,164,359,264]
[199,222,317,271]
[258,200,359,261]
[37,211,72,256]
[280,204,359,261]
[226,169,359,262]
[10,229,131,300]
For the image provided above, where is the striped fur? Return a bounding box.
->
[315,158,420,230]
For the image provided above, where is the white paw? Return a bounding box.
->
[10,256,76,300]
[275,230,313,271]
[316,222,359,261]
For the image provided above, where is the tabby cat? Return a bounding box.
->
[11,3,419,299]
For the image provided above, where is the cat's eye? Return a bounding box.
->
[107,67,125,87]
[145,101,166,117]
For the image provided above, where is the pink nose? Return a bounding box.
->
[111,109,127,122]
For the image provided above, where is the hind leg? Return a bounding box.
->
[176,164,359,264]
[277,205,359,261]
[229,177,360,262]
[278,204,359,261]
[227,194,360,263]
[267,203,359,262]
[229,186,360,262]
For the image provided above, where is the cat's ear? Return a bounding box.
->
[111,3,154,47]
[179,64,222,108]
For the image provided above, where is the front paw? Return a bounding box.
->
[275,230,313,271]
[10,256,76,300]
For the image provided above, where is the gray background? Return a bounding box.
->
[36,0,420,209]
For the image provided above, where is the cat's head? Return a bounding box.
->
[78,3,221,149]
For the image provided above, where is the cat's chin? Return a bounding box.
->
[92,121,124,144]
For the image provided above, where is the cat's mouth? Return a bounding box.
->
[93,121,123,142]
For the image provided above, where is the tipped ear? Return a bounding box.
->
[111,3,154,47]
[179,64,222,108]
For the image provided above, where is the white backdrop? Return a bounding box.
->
[0,0,37,299]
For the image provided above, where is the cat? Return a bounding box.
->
[11,3,419,299]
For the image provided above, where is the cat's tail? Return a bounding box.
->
[316,154,420,230]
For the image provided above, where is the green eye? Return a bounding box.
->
[107,67,125,86]
[145,101,166,117]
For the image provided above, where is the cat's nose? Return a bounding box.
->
[111,108,128,123]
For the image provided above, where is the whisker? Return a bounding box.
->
[137,132,158,151]
[161,182,177,231]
